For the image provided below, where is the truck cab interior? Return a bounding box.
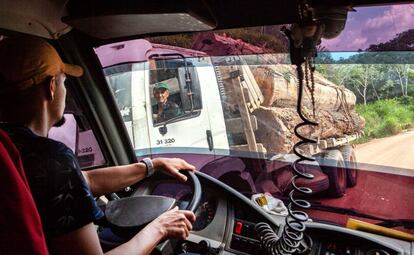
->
[1,0,414,255]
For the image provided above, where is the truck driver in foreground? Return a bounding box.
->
[0,36,196,255]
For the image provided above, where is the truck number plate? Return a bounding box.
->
[156,138,176,145]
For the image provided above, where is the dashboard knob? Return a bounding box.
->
[198,240,210,251]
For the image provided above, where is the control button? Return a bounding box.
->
[230,236,241,250]
[242,224,250,235]
[234,221,243,235]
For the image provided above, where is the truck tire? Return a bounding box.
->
[318,149,347,198]
[338,145,358,187]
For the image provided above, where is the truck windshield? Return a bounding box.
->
[94,4,414,233]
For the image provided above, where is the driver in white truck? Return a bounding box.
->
[0,36,196,255]
[152,82,182,123]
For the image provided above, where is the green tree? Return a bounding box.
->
[367,29,414,51]
[392,64,412,96]
[345,64,379,105]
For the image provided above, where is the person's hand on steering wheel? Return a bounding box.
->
[148,206,196,240]
[152,158,196,182]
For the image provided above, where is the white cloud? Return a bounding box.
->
[321,4,414,51]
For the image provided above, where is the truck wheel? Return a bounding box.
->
[319,149,347,198]
[338,145,358,187]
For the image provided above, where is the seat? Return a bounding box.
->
[0,128,49,255]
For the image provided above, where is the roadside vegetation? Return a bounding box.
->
[147,26,288,52]
[316,29,414,143]
[355,97,414,143]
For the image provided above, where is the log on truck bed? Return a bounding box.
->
[253,106,365,154]
[247,65,364,154]
[251,65,357,111]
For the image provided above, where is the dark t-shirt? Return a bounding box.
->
[0,128,49,255]
[0,123,104,239]
[152,101,181,123]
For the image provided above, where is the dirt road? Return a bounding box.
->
[310,131,414,231]
[355,130,414,174]
[308,130,414,233]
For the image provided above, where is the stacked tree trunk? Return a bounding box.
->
[250,65,365,154]
[191,32,365,154]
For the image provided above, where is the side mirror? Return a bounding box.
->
[159,126,168,135]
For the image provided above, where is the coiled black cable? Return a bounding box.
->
[256,222,281,254]
[256,61,317,255]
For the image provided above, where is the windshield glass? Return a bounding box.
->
[319,4,414,52]
[95,3,414,234]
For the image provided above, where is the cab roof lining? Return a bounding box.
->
[0,0,412,40]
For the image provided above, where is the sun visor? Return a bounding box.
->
[63,0,216,39]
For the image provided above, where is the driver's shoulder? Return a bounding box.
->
[166,100,180,109]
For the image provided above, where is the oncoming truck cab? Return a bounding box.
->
[96,39,229,156]
[1,1,414,255]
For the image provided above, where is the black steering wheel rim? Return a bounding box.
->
[182,170,202,212]
[154,170,202,255]
[99,170,203,255]
[104,170,202,211]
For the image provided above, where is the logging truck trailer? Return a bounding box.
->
[95,39,360,197]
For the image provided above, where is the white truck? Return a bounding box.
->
[94,39,360,197]
[97,39,242,157]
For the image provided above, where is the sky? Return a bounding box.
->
[330,52,358,60]
[320,3,414,52]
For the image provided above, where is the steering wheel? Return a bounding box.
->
[154,170,202,255]
[178,170,202,211]
[100,170,202,255]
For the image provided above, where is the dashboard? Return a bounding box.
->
[130,172,412,255]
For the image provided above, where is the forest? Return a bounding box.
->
[316,29,414,140]
[316,29,414,105]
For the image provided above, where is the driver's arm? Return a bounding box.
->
[49,207,195,255]
[49,222,163,255]
[82,158,196,197]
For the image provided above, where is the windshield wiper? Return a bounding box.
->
[309,202,414,229]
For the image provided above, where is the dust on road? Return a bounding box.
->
[355,130,414,171]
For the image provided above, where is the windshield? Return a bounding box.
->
[319,5,414,52]
[95,3,414,234]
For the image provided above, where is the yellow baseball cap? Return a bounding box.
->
[0,36,83,95]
